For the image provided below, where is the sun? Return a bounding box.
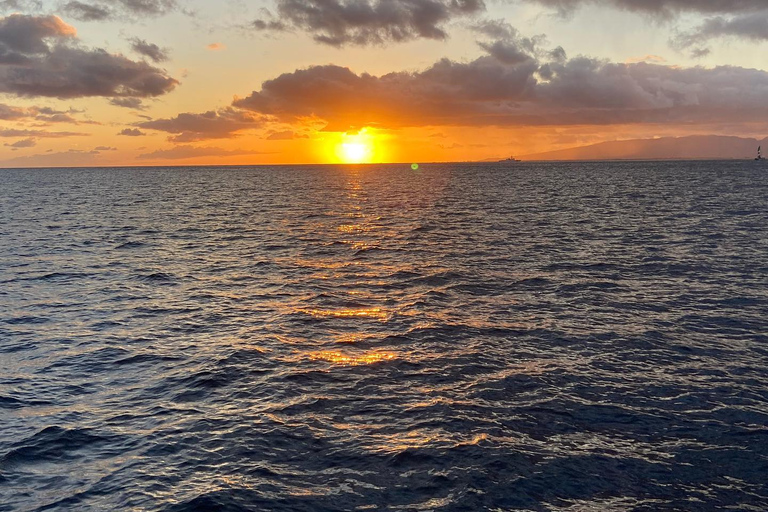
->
[342,142,369,163]
[332,130,378,164]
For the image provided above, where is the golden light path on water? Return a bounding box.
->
[285,167,407,367]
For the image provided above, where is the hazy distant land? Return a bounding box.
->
[518,135,767,161]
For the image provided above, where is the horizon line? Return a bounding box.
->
[0,157,762,170]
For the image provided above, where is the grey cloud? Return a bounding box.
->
[61,0,177,21]
[525,0,768,16]
[0,14,178,99]
[233,34,768,130]
[62,1,111,21]
[129,37,169,62]
[0,127,87,137]
[110,97,146,109]
[117,0,177,16]
[4,137,36,147]
[673,10,768,51]
[118,128,145,136]
[0,1,41,13]
[248,0,768,48]
[266,130,308,140]
[0,13,75,57]
[138,145,266,160]
[0,148,99,167]
[138,108,264,142]
[529,1,768,48]
[0,103,28,119]
[253,0,486,46]
[35,112,79,123]
[472,20,543,65]
[0,102,94,123]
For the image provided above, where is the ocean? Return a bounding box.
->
[1,162,767,511]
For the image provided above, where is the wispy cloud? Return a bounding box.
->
[61,0,178,21]
[129,37,169,63]
[138,145,266,160]
[0,128,88,137]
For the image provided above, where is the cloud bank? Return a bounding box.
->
[233,25,768,131]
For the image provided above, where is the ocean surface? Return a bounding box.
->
[1,162,767,511]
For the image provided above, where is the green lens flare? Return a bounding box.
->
[411,163,419,170]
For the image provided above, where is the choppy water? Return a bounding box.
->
[1,162,767,511]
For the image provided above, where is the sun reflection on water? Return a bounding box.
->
[309,351,396,366]
[303,308,389,321]
[281,171,403,367]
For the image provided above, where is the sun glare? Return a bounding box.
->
[342,142,368,163]
[332,129,379,164]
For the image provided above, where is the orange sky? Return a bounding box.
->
[1,1,768,166]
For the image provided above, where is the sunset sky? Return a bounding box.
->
[1,0,768,166]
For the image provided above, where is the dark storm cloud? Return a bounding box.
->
[252,0,486,46]
[0,14,178,99]
[129,37,169,62]
[137,108,264,142]
[233,27,768,130]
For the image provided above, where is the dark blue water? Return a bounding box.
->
[1,162,767,511]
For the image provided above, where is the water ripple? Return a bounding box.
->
[1,162,768,511]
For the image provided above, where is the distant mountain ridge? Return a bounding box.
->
[520,135,767,161]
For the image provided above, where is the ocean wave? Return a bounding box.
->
[2,163,768,510]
